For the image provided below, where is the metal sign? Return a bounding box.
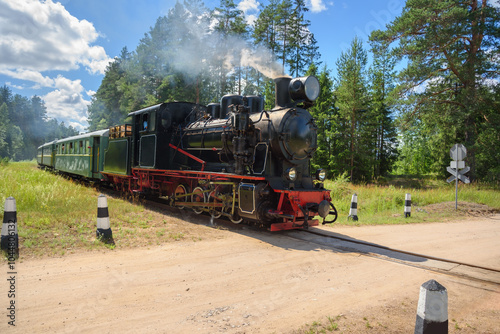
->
[450,144,467,161]
[446,166,470,184]
[447,144,470,210]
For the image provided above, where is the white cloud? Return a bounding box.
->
[0,0,113,131]
[238,0,259,12]
[6,82,24,90]
[0,68,55,88]
[245,14,258,26]
[238,0,260,26]
[42,76,90,132]
[309,0,327,13]
[0,0,112,74]
[489,0,500,9]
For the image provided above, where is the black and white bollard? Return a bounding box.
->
[348,193,358,221]
[404,193,412,218]
[1,197,19,257]
[415,279,448,334]
[96,194,113,243]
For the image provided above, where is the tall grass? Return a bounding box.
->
[0,161,200,258]
[325,173,500,225]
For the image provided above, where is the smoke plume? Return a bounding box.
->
[140,5,285,82]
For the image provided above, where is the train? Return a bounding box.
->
[37,76,338,231]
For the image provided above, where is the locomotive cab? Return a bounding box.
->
[127,102,206,170]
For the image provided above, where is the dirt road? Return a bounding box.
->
[2,215,500,333]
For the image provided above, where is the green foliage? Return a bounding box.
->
[88,0,322,130]
[332,37,371,181]
[371,0,500,182]
[286,0,321,77]
[307,63,335,172]
[368,39,398,178]
[83,0,499,183]
[0,86,78,161]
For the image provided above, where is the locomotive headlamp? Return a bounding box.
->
[286,167,297,181]
[316,169,326,181]
[289,76,320,102]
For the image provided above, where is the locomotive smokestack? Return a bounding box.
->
[274,77,292,108]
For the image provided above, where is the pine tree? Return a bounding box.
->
[276,0,294,73]
[214,0,249,96]
[369,39,398,177]
[306,63,335,173]
[371,0,500,180]
[334,37,370,181]
[252,0,281,100]
[0,86,75,160]
[287,0,320,77]
[0,103,9,158]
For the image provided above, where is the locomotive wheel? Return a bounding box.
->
[174,184,188,209]
[208,190,222,219]
[191,187,206,214]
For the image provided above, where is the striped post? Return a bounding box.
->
[415,280,448,334]
[1,197,19,258]
[404,193,412,218]
[348,193,358,221]
[96,195,113,242]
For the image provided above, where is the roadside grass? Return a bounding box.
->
[0,161,206,259]
[324,173,500,225]
[295,314,391,333]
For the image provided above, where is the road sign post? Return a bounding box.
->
[446,144,470,210]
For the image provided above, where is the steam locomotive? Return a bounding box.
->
[37,76,337,231]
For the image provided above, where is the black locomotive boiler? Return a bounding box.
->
[38,76,338,231]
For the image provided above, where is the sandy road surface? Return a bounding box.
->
[2,216,500,333]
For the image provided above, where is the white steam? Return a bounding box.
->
[148,6,285,81]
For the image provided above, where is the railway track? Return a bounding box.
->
[284,228,500,287]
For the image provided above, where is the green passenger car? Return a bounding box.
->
[54,129,109,180]
[37,140,57,168]
[102,125,132,176]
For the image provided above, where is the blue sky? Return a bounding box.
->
[0,0,408,132]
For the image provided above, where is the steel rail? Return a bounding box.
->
[301,229,500,274]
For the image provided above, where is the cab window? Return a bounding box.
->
[149,111,156,131]
[142,114,148,131]
[141,112,155,132]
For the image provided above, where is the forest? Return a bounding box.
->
[0,86,78,161]
[4,0,500,183]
